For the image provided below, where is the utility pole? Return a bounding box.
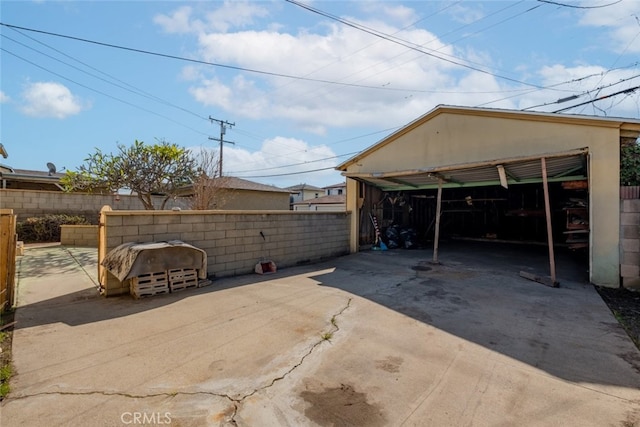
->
[208,116,235,177]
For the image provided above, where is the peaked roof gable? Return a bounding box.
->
[337,105,640,171]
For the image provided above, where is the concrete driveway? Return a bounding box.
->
[2,242,640,426]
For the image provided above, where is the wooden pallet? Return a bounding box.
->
[168,268,198,292]
[130,271,169,298]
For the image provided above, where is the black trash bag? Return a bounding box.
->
[385,225,400,249]
[399,227,418,249]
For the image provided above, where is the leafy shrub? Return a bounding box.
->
[17,214,89,243]
[621,140,640,186]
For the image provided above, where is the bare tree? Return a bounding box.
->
[187,147,234,210]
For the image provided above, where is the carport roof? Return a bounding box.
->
[342,149,588,191]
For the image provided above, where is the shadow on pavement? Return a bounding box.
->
[308,241,640,391]
[14,240,640,392]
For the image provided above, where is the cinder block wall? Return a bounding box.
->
[620,198,640,289]
[60,225,99,247]
[101,210,351,296]
[0,189,179,222]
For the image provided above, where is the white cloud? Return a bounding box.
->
[162,1,639,139]
[579,1,640,53]
[0,91,9,103]
[154,1,269,34]
[448,3,486,25]
[153,6,197,34]
[219,136,340,187]
[20,82,87,119]
[187,15,468,131]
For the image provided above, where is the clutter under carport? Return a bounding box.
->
[101,240,210,298]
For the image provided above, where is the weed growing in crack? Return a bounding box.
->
[321,332,333,341]
[330,316,337,327]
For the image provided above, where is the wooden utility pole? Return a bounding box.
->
[208,116,235,177]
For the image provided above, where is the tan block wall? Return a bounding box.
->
[0,189,179,221]
[621,199,640,289]
[60,225,99,247]
[101,210,351,296]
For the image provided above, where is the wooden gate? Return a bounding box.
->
[0,209,17,311]
[97,205,111,291]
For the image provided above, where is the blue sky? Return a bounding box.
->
[1,0,639,188]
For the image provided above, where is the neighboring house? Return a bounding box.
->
[292,194,346,211]
[177,176,290,210]
[324,182,346,196]
[285,183,324,209]
[0,164,64,191]
[337,104,640,289]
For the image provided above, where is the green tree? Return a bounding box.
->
[61,140,197,210]
[621,138,640,186]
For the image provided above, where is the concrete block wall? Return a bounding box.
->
[621,198,640,289]
[0,189,179,222]
[60,225,99,247]
[101,210,351,296]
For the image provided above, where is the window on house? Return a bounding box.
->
[338,189,343,195]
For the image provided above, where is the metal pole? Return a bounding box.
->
[541,157,557,284]
[432,179,443,264]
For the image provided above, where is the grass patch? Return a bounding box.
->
[321,332,333,341]
[0,364,11,397]
[0,310,15,400]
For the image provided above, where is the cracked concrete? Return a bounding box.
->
[2,242,640,426]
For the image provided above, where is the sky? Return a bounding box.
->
[1,0,639,189]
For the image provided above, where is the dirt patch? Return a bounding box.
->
[300,383,386,427]
[597,286,640,351]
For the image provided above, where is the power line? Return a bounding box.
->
[229,151,360,175]
[537,0,622,9]
[521,72,640,111]
[2,32,209,122]
[237,166,338,179]
[1,47,211,137]
[553,85,640,113]
[0,22,457,94]
[284,0,546,90]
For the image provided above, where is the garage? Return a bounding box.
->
[337,105,640,288]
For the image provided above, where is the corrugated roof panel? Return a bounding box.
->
[347,154,587,191]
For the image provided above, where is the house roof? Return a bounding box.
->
[0,164,65,190]
[200,176,289,193]
[293,194,346,205]
[337,104,640,171]
[323,182,346,189]
[284,183,324,192]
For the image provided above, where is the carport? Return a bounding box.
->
[337,105,640,287]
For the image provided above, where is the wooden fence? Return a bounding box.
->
[0,209,17,312]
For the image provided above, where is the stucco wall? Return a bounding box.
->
[60,225,99,247]
[343,110,630,287]
[100,210,351,296]
[621,198,640,289]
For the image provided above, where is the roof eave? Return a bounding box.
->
[336,105,640,171]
